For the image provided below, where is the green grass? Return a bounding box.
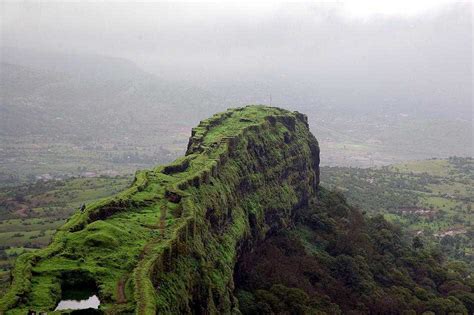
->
[2,105,320,314]
[421,195,459,210]
[389,159,453,176]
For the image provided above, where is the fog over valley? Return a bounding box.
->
[1,1,472,176]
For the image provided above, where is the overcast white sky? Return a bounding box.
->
[2,0,469,57]
[1,1,472,115]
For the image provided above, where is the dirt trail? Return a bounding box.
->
[116,277,126,304]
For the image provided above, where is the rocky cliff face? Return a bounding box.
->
[1,106,320,314]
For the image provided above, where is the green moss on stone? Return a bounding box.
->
[1,105,320,314]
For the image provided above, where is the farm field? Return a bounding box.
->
[321,157,474,269]
[0,175,132,293]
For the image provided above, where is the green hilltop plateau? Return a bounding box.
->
[1,106,320,313]
[1,106,473,314]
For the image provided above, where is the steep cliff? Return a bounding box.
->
[1,106,320,314]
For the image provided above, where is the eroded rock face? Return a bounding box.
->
[2,105,319,314]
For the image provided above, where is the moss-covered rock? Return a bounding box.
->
[0,105,319,314]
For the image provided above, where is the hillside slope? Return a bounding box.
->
[2,106,472,314]
[1,106,320,313]
[235,188,473,314]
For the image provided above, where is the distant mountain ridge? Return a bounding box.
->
[1,47,149,81]
[0,47,224,138]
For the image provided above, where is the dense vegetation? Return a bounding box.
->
[321,157,473,271]
[235,188,474,314]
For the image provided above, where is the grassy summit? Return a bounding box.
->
[1,105,320,314]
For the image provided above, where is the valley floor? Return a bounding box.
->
[321,157,473,270]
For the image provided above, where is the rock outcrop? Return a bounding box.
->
[1,105,320,314]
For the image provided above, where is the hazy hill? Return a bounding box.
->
[0,47,471,185]
[1,47,223,138]
[0,48,227,182]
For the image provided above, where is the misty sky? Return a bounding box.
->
[1,1,472,116]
